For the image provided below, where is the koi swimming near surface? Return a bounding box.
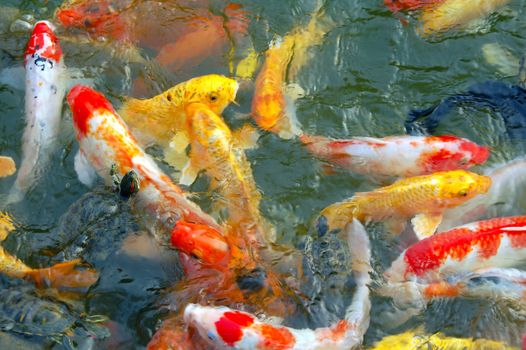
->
[300,134,489,179]
[67,85,220,236]
[317,170,491,240]
[8,21,66,203]
[183,219,372,350]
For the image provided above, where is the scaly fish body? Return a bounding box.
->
[11,21,66,201]
[183,219,372,350]
[419,0,511,36]
[384,0,445,12]
[67,85,219,234]
[300,134,489,178]
[371,329,517,349]
[184,103,271,242]
[318,170,491,239]
[385,216,526,284]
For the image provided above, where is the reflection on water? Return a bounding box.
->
[0,0,525,348]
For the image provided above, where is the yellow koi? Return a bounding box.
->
[183,102,274,242]
[370,330,518,350]
[0,156,15,177]
[317,170,491,239]
[419,0,511,36]
[0,212,98,290]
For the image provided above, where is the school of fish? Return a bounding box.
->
[0,0,525,349]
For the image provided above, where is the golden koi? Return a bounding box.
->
[419,0,512,36]
[0,156,15,177]
[0,212,98,290]
[317,170,491,239]
[183,103,273,242]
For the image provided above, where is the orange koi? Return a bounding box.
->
[0,156,15,177]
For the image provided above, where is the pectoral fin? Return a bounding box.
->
[74,151,98,187]
[232,124,260,150]
[411,213,443,240]
[164,133,190,171]
[179,160,200,187]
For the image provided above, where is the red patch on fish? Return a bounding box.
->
[25,21,62,63]
[67,85,117,138]
[403,216,526,278]
[215,311,254,346]
[254,324,295,349]
[384,0,444,12]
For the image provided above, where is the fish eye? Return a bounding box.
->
[209,94,218,102]
[457,190,468,197]
[84,19,92,27]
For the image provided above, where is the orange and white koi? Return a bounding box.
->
[182,103,272,242]
[317,170,491,240]
[183,219,372,350]
[300,134,489,178]
[385,215,526,284]
[10,21,66,202]
[419,0,512,36]
[441,157,526,230]
[67,85,219,234]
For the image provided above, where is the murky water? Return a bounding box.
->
[1,0,526,348]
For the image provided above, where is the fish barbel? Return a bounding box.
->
[182,103,273,242]
[67,85,220,234]
[419,0,512,36]
[183,219,371,350]
[300,134,489,178]
[10,21,66,202]
[0,212,98,290]
[318,170,491,239]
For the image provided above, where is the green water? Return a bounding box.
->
[0,0,526,348]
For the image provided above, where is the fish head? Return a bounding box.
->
[171,220,230,266]
[184,74,239,115]
[458,138,490,167]
[436,170,491,208]
[67,85,117,139]
[184,304,257,347]
[25,21,62,65]
[422,136,490,172]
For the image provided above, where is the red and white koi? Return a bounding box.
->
[300,134,489,178]
[183,219,372,350]
[10,21,66,202]
[67,85,219,234]
[385,215,526,284]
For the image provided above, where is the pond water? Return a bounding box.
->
[0,0,525,349]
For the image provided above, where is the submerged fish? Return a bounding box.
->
[67,85,219,235]
[118,74,238,170]
[371,329,517,350]
[183,219,372,350]
[418,0,512,36]
[0,212,98,290]
[182,103,272,242]
[318,170,490,239]
[385,215,526,284]
[0,156,16,177]
[300,134,489,178]
[10,21,66,203]
[384,0,445,12]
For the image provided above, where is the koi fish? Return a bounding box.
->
[419,0,512,36]
[0,156,16,177]
[182,103,272,242]
[118,74,238,170]
[0,212,98,290]
[67,85,219,234]
[9,21,66,203]
[300,134,489,178]
[371,329,517,349]
[384,0,445,12]
[441,157,526,230]
[385,215,526,284]
[317,170,491,239]
[183,218,372,350]
[251,11,333,139]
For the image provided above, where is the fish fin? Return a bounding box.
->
[0,66,24,90]
[235,47,260,80]
[275,84,304,139]
[283,83,305,101]
[28,259,99,290]
[0,212,15,242]
[164,133,190,171]
[74,151,98,187]
[0,156,16,178]
[179,160,200,187]
[232,124,260,150]
[384,218,407,236]
[411,213,442,239]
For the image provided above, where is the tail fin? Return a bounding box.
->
[27,259,99,291]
